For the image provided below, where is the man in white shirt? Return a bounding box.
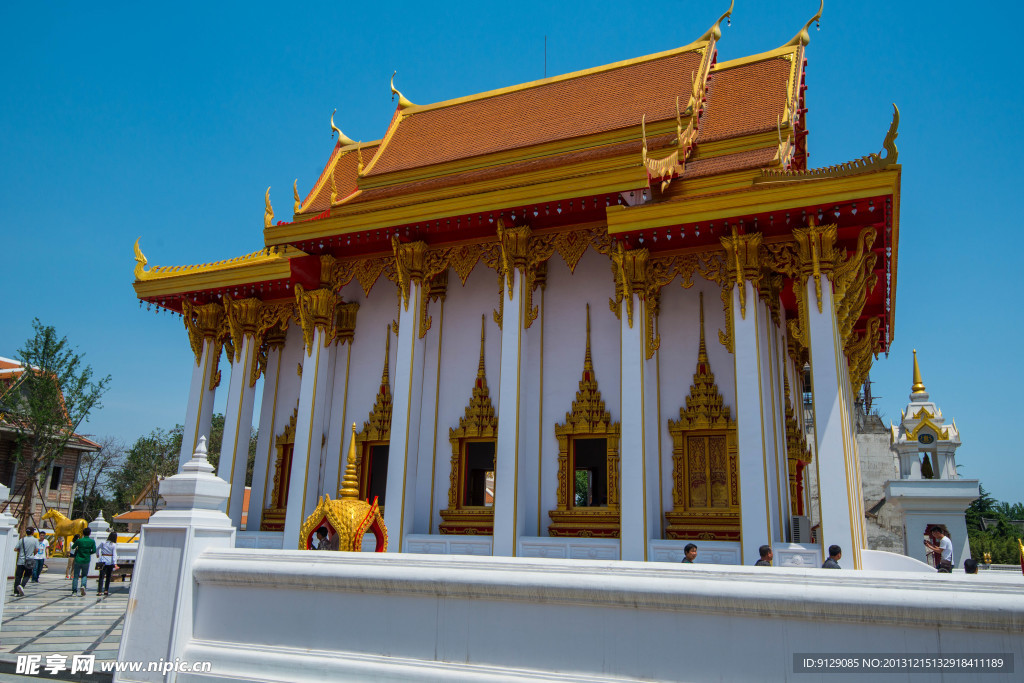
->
[31,531,49,582]
[925,526,954,573]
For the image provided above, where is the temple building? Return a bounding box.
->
[132,3,900,568]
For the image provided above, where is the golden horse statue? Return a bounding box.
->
[40,510,89,558]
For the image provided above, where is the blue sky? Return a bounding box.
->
[1,2,1020,503]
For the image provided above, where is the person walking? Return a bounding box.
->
[31,530,49,582]
[95,531,118,596]
[64,534,80,579]
[69,528,96,596]
[13,528,39,597]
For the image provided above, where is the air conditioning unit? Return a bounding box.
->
[792,515,812,544]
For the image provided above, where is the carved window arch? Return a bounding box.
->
[440,317,498,535]
[548,305,620,538]
[352,326,393,506]
[260,407,298,532]
[665,293,740,541]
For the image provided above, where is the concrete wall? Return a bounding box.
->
[857,412,905,553]
[175,550,1024,682]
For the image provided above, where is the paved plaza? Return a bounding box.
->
[0,569,127,681]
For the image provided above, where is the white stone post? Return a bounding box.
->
[723,231,773,565]
[0,484,19,626]
[179,303,224,471]
[617,249,657,562]
[218,303,261,527]
[115,436,234,683]
[493,236,531,557]
[283,286,337,546]
[385,241,428,552]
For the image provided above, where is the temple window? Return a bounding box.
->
[665,293,741,542]
[440,316,498,534]
[260,408,298,532]
[353,325,394,507]
[548,305,621,538]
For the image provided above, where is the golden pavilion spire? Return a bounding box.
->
[339,422,360,499]
[330,108,357,146]
[911,349,926,394]
[786,0,824,47]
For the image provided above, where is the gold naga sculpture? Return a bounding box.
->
[299,423,388,552]
[40,509,89,558]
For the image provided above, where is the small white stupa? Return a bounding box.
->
[885,351,979,567]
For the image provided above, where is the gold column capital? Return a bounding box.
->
[182,301,226,367]
[792,218,838,313]
[335,301,360,346]
[720,227,762,319]
[496,219,531,298]
[294,284,338,355]
[391,237,428,310]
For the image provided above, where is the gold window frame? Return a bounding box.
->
[440,316,498,535]
[548,305,620,538]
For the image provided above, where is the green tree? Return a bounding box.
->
[5,319,110,530]
[72,435,125,520]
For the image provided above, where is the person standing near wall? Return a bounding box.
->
[13,528,38,596]
[924,527,954,573]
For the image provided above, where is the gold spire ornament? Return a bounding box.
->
[264,187,274,228]
[339,423,361,499]
[293,179,301,213]
[133,238,148,280]
[911,349,927,394]
[700,0,734,42]
[390,71,415,109]
[786,0,824,47]
[330,109,356,146]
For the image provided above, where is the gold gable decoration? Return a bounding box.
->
[261,406,299,532]
[666,293,740,541]
[440,316,498,535]
[300,424,388,552]
[548,304,621,538]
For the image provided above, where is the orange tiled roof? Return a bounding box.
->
[113,509,151,522]
[365,48,707,178]
[699,57,793,143]
[298,143,380,216]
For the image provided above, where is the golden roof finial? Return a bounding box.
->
[700,0,734,42]
[786,0,824,47]
[293,179,301,213]
[584,303,594,374]
[133,238,148,280]
[911,349,926,394]
[339,422,360,499]
[356,142,366,175]
[264,187,274,229]
[330,108,356,147]
[477,315,487,379]
[390,71,415,109]
[881,104,900,163]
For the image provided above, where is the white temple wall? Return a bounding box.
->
[655,278,735,541]
[254,324,303,517]
[538,249,619,535]
[429,265,502,534]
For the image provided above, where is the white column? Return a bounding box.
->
[179,337,219,471]
[0,485,19,623]
[306,343,337,504]
[218,332,258,528]
[116,437,234,683]
[249,342,285,532]
[619,287,656,561]
[732,280,772,564]
[806,273,863,569]
[493,267,530,557]
[384,280,427,552]
[283,287,337,546]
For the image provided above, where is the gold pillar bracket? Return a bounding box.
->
[294,284,338,355]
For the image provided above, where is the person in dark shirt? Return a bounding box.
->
[754,545,773,566]
[681,543,697,564]
[822,545,842,569]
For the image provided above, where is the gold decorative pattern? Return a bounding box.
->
[832,227,878,343]
[792,218,838,313]
[846,317,881,395]
[391,238,427,311]
[299,425,389,551]
[720,227,762,319]
[440,316,499,535]
[293,179,301,214]
[294,284,337,354]
[549,304,621,538]
[181,300,227,390]
[666,293,740,541]
[330,108,357,147]
[334,301,360,346]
